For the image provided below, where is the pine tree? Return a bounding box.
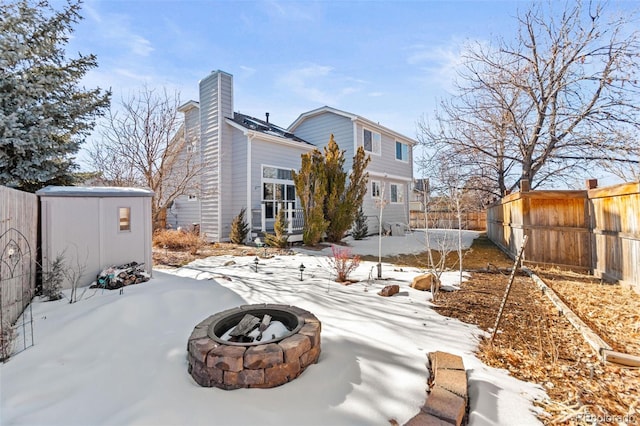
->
[293,136,370,246]
[229,208,249,244]
[293,149,328,246]
[351,207,369,240]
[264,208,289,248]
[0,0,111,192]
[323,135,349,242]
[324,140,370,243]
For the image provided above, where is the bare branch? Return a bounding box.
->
[87,86,206,229]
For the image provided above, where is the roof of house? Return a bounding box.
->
[178,100,199,112]
[288,105,417,145]
[228,112,313,145]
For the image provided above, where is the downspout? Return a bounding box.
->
[351,117,358,170]
[246,132,254,242]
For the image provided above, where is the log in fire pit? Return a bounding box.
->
[187,304,321,389]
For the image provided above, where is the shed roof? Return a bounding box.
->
[36,186,154,197]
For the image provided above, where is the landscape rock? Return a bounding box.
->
[411,273,440,291]
[378,284,400,297]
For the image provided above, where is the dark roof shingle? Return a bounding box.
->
[229,112,311,145]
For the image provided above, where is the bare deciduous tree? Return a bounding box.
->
[419,153,470,299]
[88,86,203,229]
[419,1,640,196]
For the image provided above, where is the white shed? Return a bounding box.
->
[37,186,154,289]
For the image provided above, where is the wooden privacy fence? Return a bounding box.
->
[409,210,486,231]
[487,180,640,293]
[0,186,38,329]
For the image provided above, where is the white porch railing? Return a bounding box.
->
[251,202,304,234]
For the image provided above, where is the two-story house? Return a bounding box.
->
[168,70,415,242]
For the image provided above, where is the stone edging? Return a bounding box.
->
[187,304,321,389]
[405,351,468,426]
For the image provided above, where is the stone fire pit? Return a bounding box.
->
[187,304,321,389]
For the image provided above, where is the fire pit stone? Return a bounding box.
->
[187,304,321,389]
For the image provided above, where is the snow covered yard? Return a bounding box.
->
[1,231,545,425]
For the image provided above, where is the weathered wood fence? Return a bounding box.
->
[409,211,486,231]
[487,181,640,293]
[1,186,38,329]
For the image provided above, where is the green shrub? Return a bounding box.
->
[42,254,65,301]
[351,207,369,240]
[265,208,289,248]
[229,208,249,244]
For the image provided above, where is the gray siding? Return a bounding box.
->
[354,121,413,228]
[218,75,235,241]
[169,103,201,230]
[362,179,410,234]
[354,122,413,179]
[250,139,311,211]
[291,112,354,165]
[167,195,200,230]
[292,110,414,233]
[184,105,200,146]
[199,71,233,242]
[224,127,248,240]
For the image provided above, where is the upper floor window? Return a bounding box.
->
[119,207,131,231]
[363,129,381,155]
[395,141,409,162]
[371,180,381,198]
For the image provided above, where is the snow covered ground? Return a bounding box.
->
[1,230,545,425]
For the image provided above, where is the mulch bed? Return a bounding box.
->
[535,270,640,355]
[434,270,640,425]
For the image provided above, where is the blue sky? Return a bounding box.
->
[65,0,637,180]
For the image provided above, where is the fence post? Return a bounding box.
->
[287,202,293,234]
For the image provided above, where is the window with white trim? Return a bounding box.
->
[390,184,402,203]
[371,180,381,198]
[119,207,131,231]
[395,141,409,161]
[363,129,381,155]
[262,166,296,219]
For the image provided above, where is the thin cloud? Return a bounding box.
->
[81,4,154,57]
[239,65,257,78]
[114,68,152,83]
[264,0,318,21]
[405,38,483,92]
[278,64,336,105]
[277,64,370,106]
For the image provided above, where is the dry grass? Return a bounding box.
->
[152,241,293,268]
[436,270,640,425]
[535,269,640,355]
[360,233,515,271]
[152,229,206,255]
